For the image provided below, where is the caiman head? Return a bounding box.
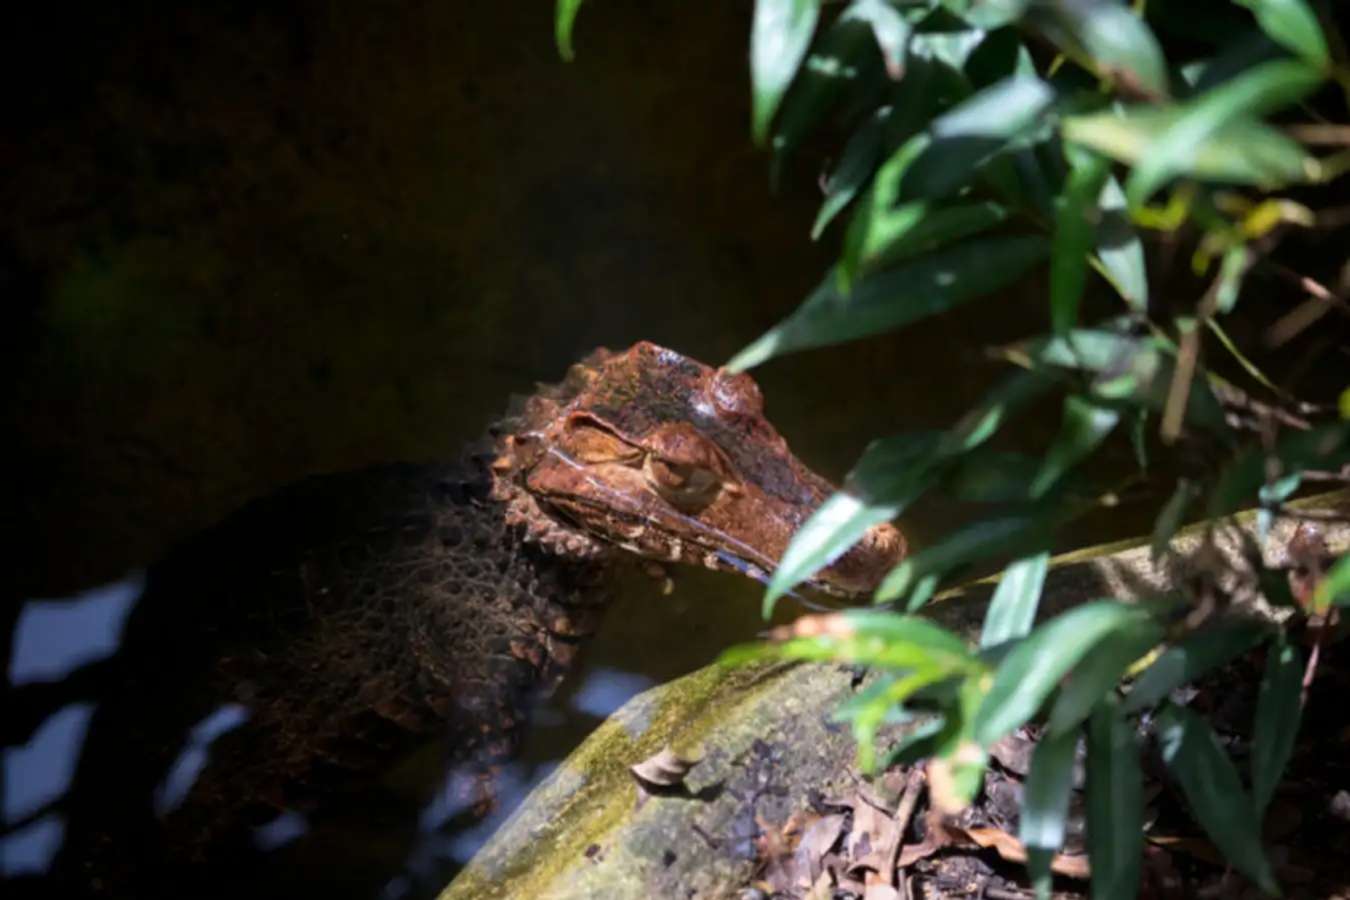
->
[490,341,904,597]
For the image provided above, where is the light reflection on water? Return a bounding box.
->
[9,576,141,686]
[1,574,669,897]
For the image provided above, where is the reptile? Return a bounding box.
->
[41,341,904,897]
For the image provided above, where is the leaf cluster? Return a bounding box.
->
[557,0,1350,894]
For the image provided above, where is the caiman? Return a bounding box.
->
[37,341,904,898]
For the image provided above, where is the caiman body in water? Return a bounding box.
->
[41,342,904,896]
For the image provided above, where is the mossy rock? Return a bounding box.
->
[445,490,1350,899]
[443,660,868,899]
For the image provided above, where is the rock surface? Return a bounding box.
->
[443,490,1350,899]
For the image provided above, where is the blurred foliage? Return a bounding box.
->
[560,0,1350,894]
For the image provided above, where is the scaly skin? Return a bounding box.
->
[46,342,904,897]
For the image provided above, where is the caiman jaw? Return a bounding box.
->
[490,341,907,597]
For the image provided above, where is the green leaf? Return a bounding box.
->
[1031,394,1121,498]
[1047,619,1163,737]
[1208,422,1350,516]
[1051,148,1111,334]
[841,609,978,659]
[876,512,1054,607]
[1215,243,1250,314]
[862,201,1011,272]
[751,0,823,146]
[772,12,883,177]
[762,433,944,614]
[1037,0,1169,98]
[940,0,1030,29]
[1151,479,1199,561]
[975,601,1148,744]
[845,0,913,78]
[1314,554,1350,611]
[1251,638,1304,818]
[980,551,1050,649]
[1018,329,1230,436]
[839,670,951,772]
[1123,59,1325,204]
[944,369,1060,454]
[1092,175,1149,311]
[813,108,890,239]
[943,450,1052,503]
[726,234,1048,371]
[555,0,585,61]
[1064,107,1317,194]
[1021,727,1079,898]
[842,74,1053,280]
[1086,701,1143,900]
[1234,0,1329,69]
[1256,471,1301,540]
[762,494,895,617]
[1155,705,1279,894]
[1123,618,1269,713]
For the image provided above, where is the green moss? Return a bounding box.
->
[443,662,796,899]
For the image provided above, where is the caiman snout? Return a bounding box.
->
[818,520,906,596]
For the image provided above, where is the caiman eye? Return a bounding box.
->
[566,423,644,465]
[643,456,722,511]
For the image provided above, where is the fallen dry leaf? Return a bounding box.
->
[962,826,1091,880]
[846,794,902,880]
[629,746,701,791]
[791,813,846,887]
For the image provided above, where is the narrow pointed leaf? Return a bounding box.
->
[1251,638,1303,817]
[1234,0,1329,69]
[813,108,889,239]
[944,369,1060,454]
[975,601,1148,744]
[980,551,1050,649]
[773,13,883,173]
[1021,727,1079,898]
[762,433,944,614]
[1155,705,1278,894]
[752,0,822,145]
[1031,394,1121,498]
[862,200,1010,272]
[839,609,977,661]
[1065,107,1316,191]
[1151,479,1198,561]
[555,0,585,61]
[1051,148,1111,333]
[940,0,1029,29]
[1047,620,1162,737]
[876,513,1053,606]
[1123,59,1324,204]
[763,494,895,617]
[1208,422,1350,516]
[1086,702,1143,900]
[1039,0,1169,98]
[845,0,912,78]
[1093,175,1149,311]
[727,234,1048,371]
[1123,618,1269,713]
[842,74,1053,281]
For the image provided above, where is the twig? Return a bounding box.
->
[1284,124,1350,145]
[889,766,926,879]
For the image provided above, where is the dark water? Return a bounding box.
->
[5,1,1346,897]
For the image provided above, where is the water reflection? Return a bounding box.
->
[9,576,141,686]
[1,566,671,899]
[154,704,252,817]
[0,815,65,878]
